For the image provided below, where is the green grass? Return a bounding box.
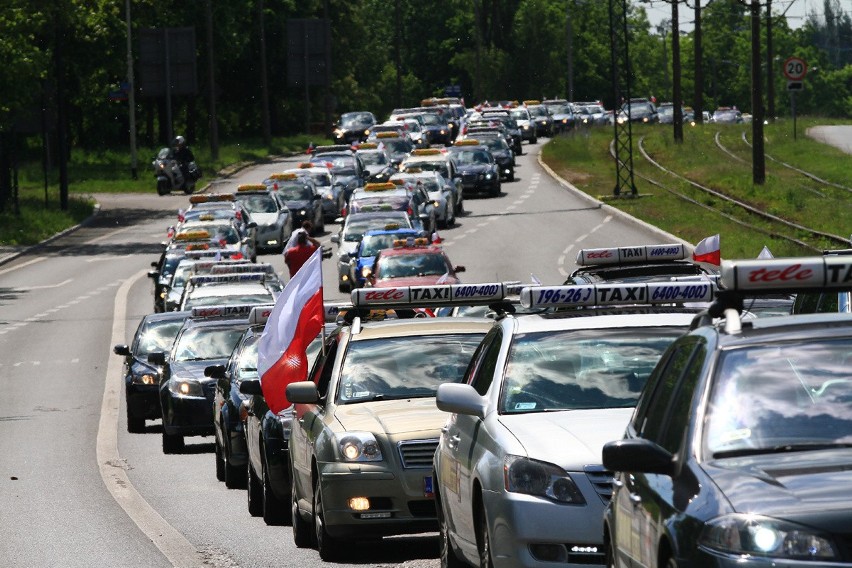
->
[1,135,330,246]
[542,117,852,259]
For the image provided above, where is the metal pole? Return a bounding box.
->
[750,0,765,185]
[165,29,173,145]
[304,29,310,135]
[206,0,219,160]
[765,0,775,122]
[126,0,138,179]
[671,0,683,143]
[791,90,797,141]
[567,0,574,102]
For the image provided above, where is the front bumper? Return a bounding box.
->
[162,390,215,437]
[254,225,284,251]
[317,461,437,538]
[459,174,500,194]
[126,383,161,420]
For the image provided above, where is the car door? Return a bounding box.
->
[444,328,503,554]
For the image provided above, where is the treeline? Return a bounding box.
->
[0,0,850,152]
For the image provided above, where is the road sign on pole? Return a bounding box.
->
[786,81,803,91]
[783,57,807,81]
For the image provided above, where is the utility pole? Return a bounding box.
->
[765,0,775,122]
[258,0,271,145]
[671,0,683,143]
[206,0,219,160]
[609,0,638,197]
[395,0,402,107]
[750,0,765,184]
[125,0,138,179]
[567,1,574,102]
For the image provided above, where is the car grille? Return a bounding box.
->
[461,173,478,184]
[584,465,614,503]
[397,439,439,469]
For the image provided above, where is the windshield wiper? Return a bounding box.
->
[714,442,852,459]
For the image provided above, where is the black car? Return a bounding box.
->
[310,148,370,205]
[478,110,523,154]
[420,111,453,146]
[270,175,325,234]
[617,98,659,124]
[148,305,258,453]
[543,99,575,133]
[525,103,555,137]
[355,145,396,183]
[603,255,852,568]
[479,136,515,181]
[113,311,190,433]
[448,142,501,197]
[239,322,335,525]
[333,111,376,145]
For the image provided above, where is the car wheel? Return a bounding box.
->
[162,430,184,454]
[262,457,288,526]
[224,439,246,490]
[508,170,515,182]
[314,480,341,561]
[247,461,263,517]
[291,465,313,547]
[476,503,494,568]
[446,199,456,228]
[338,281,350,294]
[214,441,226,482]
[663,553,678,568]
[183,184,194,195]
[604,535,616,568]
[489,183,500,198]
[126,409,145,434]
[531,136,538,144]
[436,485,465,568]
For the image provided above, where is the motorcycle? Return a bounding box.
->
[153,147,201,195]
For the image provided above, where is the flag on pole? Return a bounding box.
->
[757,246,774,259]
[256,247,324,413]
[692,234,721,266]
[530,273,542,286]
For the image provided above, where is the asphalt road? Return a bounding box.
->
[0,139,678,567]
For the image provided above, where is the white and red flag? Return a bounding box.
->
[692,234,721,266]
[256,247,324,413]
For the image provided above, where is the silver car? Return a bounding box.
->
[433,282,708,568]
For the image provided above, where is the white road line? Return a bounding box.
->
[0,257,47,276]
[84,226,134,245]
[99,270,206,568]
[14,278,73,291]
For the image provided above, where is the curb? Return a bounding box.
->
[536,153,693,250]
[0,201,102,268]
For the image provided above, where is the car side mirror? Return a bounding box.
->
[204,364,226,379]
[602,438,675,476]
[286,381,320,404]
[113,344,130,357]
[151,261,159,268]
[330,234,340,244]
[147,270,159,279]
[240,379,264,396]
[453,265,466,273]
[247,221,258,229]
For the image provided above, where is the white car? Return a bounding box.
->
[433,281,713,568]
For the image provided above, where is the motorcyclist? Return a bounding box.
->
[172,135,196,184]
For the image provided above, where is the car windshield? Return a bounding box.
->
[136,320,185,355]
[550,104,572,115]
[412,162,449,177]
[623,103,653,114]
[421,114,445,126]
[705,339,852,458]
[173,327,246,362]
[714,110,739,120]
[359,152,387,166]
[171,263,196,287]
[184,291,275,309]
[529,106,548,117]
[343,217,405,241]
[657,106,674,117]
[307,172,331,187]
[383,140,412,154]
[277,185,314,201]
[483,139,508,152]
[340,113,372,128]
[510,109,530,120]
[337,333,485,403]
[236,194,277,213]
[360,233,414,257]
[500,328,683,413]
[454,150,492,165]
[313,155,355,173]
[377,252,449,279]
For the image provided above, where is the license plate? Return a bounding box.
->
[424,475,434,498]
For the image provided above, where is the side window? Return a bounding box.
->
[637,340,696,442]
[462,328,499,394]
[658,342,707,454]
[470,330,503,396]
[310,336,339,399]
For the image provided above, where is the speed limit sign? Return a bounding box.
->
[783,57,807,81]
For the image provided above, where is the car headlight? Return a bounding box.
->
[699,514,838,560]
[440,129,446,135]
[504,455,585,504]
[432,200,440,207]
[361,266,371,278]
[132,372,157,385]
[336,432,383,462]
[324,194,334,200]
[485,173,492,180]
[334,129,344,137]
[168,378,205,397]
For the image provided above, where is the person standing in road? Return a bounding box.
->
[284,220,321,253]
[284,230,319,278]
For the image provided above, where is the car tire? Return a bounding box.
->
[126,410,145,434]
[291,466,313,548]
[262,458,288,526]
[338,281,350,294]
[489,183,500,198]
[436,485,465,568]
[446,199,456,228]
[224,441,247,490]
[162,431,184,454]
[531,136,538,144]
[183,184,194,195]
[508,170,515,182]
[247,461,263,517]
[314,481,341,561]
[476,503,494,568]
[214,441,226,482]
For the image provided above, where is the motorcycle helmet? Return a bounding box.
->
[173,135,186,148]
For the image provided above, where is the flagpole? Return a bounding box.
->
[320,246,327,357]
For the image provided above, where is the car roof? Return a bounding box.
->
[378,246,445,258]
[346,316,494,341]
[709,312,852,347]
[510,310,698,334]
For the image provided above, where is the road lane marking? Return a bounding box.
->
[0,257,46,276]
[99,269,207,568]
[13,278,74,291]
[84,226,134,245]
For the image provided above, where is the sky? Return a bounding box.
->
[642,0,852,32]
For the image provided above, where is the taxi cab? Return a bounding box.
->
[603,256,852,568]
[433,280,713,568]
[148,304,263,453]
[365,237,465,288]
[177,272,279,311]
[349,226,422,291]
[232,184,293,254]
[281,163,341,222]
[567,243,713,284]
[285,284,511,560]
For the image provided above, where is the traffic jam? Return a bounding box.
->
[116,98,852,568]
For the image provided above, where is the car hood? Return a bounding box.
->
[169,358,227,381]
[498,408,633,469]
[284,200,313,210]
[704,449,852,528]
[334,398,445,436]
[250,212,279,226]
[374,275,460,287]
[357,255,376,269]
[365,164,387,175]
[338,241,359,257]
[457,164,490,175]
[427,191,445,202]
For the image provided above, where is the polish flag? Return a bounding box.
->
[692,234,721,266]
[256,247,324,414]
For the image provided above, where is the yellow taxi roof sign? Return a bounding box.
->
[411,148,442,156]
[454,139,480,146]
[268,172,298,180]
[364,182,397,192]
[189,193,234,204]
[357,143,378,149]
[297,162,315,169]
[175,230,212,241]
[237,183,267,192]
[376,132,400,139]
[523,99,541,105]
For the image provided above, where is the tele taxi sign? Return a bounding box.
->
[721,257,852,291]
[189,273,266,285]
[248,305,276,325]
[192,304,257,319]
[576,243,688,266]
[521,282,714,308]
[351,283,506,307]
